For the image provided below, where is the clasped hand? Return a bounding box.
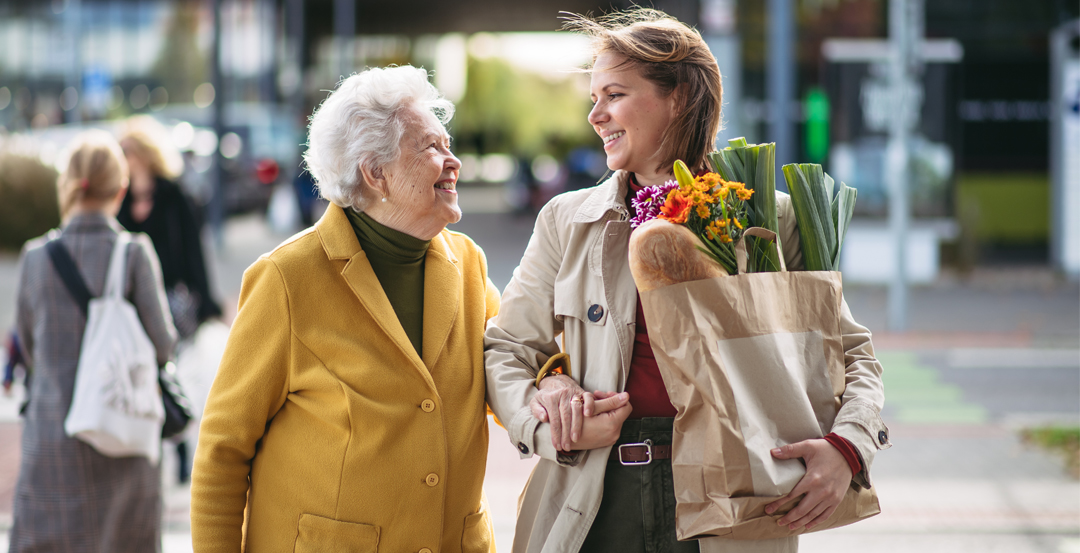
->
[530,374,631,452]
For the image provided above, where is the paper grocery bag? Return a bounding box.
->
[637,228,879,540]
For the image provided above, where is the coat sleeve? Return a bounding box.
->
[127,234,178,365]
[476,243,500,323]
[484,205,580,466]
[777,193,890,489]
[15,244,36,373]
[190,257,292,551]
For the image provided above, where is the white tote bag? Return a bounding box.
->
[64,233,164,463]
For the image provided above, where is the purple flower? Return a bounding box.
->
[630,180,679,228]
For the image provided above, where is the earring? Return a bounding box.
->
[381,197,387,203]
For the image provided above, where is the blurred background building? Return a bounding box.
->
[0,3,1077,551]
[0,0,1077,276]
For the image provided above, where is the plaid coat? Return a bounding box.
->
[10,212,177,552]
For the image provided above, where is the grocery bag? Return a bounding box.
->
[638,228,879,540]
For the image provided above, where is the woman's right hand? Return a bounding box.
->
[566,391,633,451]
[531,374,629,451]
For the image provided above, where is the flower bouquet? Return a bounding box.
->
[630,159,757,276]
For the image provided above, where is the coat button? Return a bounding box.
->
[587,304,605,322]
[421,399,435,412]
[517,442,529,455]
[878,430,888,445]
[420,549,433,553]
[425,473,439,487]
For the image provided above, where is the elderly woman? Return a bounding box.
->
[191,66,500,552]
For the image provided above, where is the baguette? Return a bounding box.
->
[629,219,726,292]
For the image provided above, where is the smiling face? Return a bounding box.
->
[363,105,462,240]
[588,52,677,186]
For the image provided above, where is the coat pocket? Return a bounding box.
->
[460,505,492,553]
[294,513,380,553]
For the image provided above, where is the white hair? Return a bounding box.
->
[303,66,454,211]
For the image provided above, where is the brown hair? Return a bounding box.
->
[119,115,184,180]
[57,130,129,217]
[565,8,722,175]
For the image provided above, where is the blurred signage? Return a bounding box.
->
[82,65,112,116]
[821,38,963,218]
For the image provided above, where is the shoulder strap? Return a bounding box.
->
[102,233,131,300]
[46,239,93,317]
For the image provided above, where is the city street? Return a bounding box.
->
[0,187,1077,552]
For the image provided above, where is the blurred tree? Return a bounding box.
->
[453,56,594,159]
[0,152,60,251]
[151,2,208,105]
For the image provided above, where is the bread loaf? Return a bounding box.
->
[629,219,726,292]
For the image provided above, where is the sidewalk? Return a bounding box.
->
[0,194,1076,552]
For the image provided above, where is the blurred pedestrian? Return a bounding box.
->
[484,8,888,553]
[117,115,221,483]
[292,159,321,227]
[10,130,177,552]
[190,66,500,551]
[117,115,222,339]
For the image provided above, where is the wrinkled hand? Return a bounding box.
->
[765,439,853,531]
[530,375,629,451]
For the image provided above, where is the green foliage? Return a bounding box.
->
[0,153,60,251]
[453,56,594,158]
[1021,426,1080,478]
[151,2,207,105]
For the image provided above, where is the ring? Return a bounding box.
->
[571,395,584,404]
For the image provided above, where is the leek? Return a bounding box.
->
[782,163,857,271]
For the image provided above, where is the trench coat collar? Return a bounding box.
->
[315,203,460,384]
[572,171,631,224]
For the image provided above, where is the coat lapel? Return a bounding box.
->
[421,232,461,371]
[316,205,431,384]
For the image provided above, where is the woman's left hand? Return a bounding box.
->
[764,439,853,531]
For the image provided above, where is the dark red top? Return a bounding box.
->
[625,297,679,419]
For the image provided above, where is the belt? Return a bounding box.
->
[615,439,672,465]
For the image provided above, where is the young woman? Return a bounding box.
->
[484,9,889,553]
[10,131,177,551]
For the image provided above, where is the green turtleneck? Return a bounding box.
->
[346,209,430,357]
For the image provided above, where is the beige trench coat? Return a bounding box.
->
[484,171,890,553]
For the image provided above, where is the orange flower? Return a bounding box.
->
[736,188,754,201]
[733,217,744,229]
[696,204,711,219]
[706,219,726,240]
[659,189,692,224]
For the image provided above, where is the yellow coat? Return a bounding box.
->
[191,204,500,553]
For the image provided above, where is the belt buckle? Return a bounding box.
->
[618,439,653,466]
